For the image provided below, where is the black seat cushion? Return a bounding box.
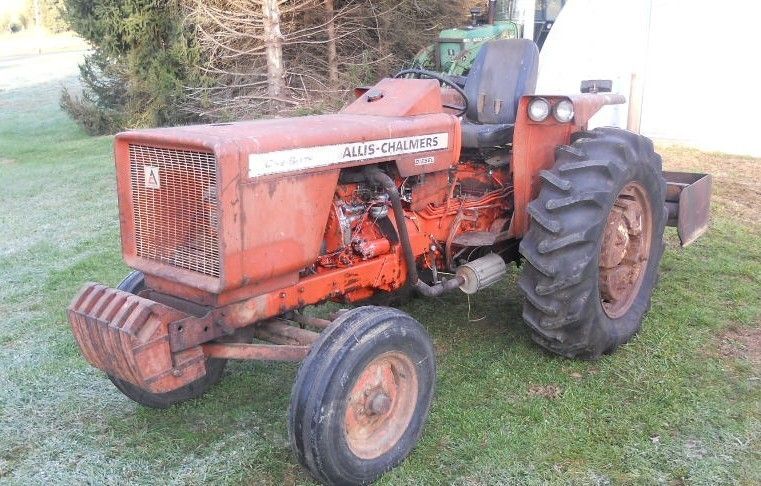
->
[461,121,514,149]
[461,39,539,149]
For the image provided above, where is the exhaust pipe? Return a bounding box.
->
[416,253,507,297]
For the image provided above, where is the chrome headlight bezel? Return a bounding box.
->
[553,99,575,123]
[527,97,551,122]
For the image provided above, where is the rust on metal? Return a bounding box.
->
[343,351,419,460]
[114,79,461,296]
[202,342,310,361]
[252,319,319,345]
[353,238,392,259]
[509,93,626,237]
[663,171,712,247]
[68,283,208,394]
[342,78,451,118]
[167,315,227,352]
[128,145,220,278]
[68,73,712,397]
[566,93,626,126]
[291,312,332,330]
[599,182,653,318]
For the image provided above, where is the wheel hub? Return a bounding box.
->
[368,390,392,415]
[344,352,418,459]
[599,182,652,318]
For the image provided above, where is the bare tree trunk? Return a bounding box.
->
[262,0,286,106]
[33,0,41,29]
[184,0,466,121]
[376,6,391,61]
[325,0,339,86]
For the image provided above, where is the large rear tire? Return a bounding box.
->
[288,306,436,485]
[518,128,667,359]
[107,271,227,408]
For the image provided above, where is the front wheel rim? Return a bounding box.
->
[599,181,653,319]
[343,351,419,460]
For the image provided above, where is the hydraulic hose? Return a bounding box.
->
[364,166,464,297]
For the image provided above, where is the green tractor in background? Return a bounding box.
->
[412,0,565,77]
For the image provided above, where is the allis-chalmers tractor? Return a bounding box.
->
[68,40,711,484]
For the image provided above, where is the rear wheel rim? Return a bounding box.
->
[599,182,653,318]
[344,351,419,460]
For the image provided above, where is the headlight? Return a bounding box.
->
[553,100,575,123]
[527,97,550,122]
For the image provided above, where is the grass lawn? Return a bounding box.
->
[1,80,759,485]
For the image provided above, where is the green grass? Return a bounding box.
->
[1,80,760,485]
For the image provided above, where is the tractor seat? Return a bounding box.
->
[460,39,539,149]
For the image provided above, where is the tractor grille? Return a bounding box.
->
[129,144,221,278]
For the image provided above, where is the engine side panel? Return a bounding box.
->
[236,170,340,286]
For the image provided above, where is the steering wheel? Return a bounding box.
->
[394,68,469,117]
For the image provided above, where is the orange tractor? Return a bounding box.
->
[68,40,711,484]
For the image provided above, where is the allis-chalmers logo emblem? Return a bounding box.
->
[248,132,449,178]
[144,166,161,189]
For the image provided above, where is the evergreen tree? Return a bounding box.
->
[61,0,202,133]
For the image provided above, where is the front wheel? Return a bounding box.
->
[288,306,436,485]
[518,128,667,359]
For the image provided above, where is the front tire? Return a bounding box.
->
[288,306,436,485]
[107,271,227,408]
[518,128,667,359]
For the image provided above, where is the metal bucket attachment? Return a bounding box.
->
[663,171,712,247]
[68,283,208,394]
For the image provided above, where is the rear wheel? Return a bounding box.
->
[107,271,227,408]
[288,306,436,485]
[518,128,667,359]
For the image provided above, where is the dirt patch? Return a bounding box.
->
[716,326,761,367]
[565,366,599,381]
[528,384,562,399]
[659,146,761,229]
[0,158,15,165]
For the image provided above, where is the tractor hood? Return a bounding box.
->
[112,78,461,297]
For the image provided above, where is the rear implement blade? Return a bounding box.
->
[663,171,712,247]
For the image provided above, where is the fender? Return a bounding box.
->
[508,93,626,237]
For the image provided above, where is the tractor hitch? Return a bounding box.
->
[663,171,712,246]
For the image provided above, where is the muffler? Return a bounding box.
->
[456,253,507,294]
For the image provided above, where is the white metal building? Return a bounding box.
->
[533,0,761,157]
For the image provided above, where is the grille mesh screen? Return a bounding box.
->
[129,144,221,278]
